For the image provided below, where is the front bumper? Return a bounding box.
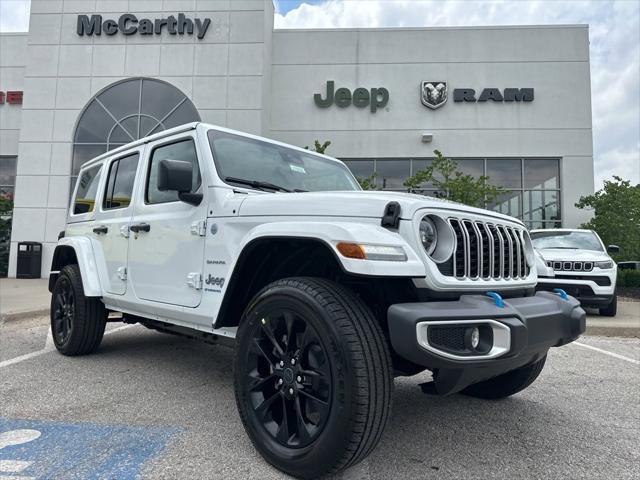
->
[536,277,615,307]
[388,291,585,395]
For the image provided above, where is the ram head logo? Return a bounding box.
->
[421,81,448,110]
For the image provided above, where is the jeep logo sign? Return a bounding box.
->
[453,88,534,102]
[77,14,212,39]
[314,81,389,113]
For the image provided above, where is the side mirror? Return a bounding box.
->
[607,244,620,254]
[157,159,202,206]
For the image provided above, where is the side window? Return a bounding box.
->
[146,138,201,204]
[103,153,139,210]
[73,165,102,215]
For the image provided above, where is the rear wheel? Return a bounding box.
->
[234,277,393,479]
[50,264,106,356]
[461,355,547,400]
[599,294,617,317]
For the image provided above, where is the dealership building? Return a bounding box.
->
[0,0,594,278]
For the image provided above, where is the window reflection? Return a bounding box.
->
[375,160,410,190]
[487,159,522,188]
[72,78,200,177]
[343,157,561,229]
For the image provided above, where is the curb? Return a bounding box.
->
[585,325,640,338]
[0,308,50,324]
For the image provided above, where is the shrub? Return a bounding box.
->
[617,269,640,288]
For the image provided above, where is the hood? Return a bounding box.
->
[237,190,522,224]
[535,248,611,262]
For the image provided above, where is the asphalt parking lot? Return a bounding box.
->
[1,315,638,480]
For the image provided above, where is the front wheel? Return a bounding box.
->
[461,355,547,400]
[234,277,393,479]
[599,294,617,317]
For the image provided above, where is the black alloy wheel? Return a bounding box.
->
[234,277,393,479]
[52,276,75,345]
[50,264,106,356]
[245,307,332,448]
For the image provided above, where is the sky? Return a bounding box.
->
[1,0,639,190]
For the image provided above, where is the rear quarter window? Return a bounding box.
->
[73,165,102,215]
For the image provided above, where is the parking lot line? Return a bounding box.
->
[573,341,640,365]
[0,325,132,369]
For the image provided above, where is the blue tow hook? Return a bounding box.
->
[486,291,504,308]
[553,288,569,300]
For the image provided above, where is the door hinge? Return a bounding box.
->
[117,267,127,281]
[187,272,203,290]
[191,219,207,237]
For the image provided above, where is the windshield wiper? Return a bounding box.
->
[225,176,302,193]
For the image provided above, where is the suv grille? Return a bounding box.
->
[546,261,594,272]
[442,219,530,280]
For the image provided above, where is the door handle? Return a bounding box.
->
[93,225,108,235]
[129,223,151,233]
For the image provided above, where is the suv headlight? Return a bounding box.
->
[418,214,455,263]
[419,217,437,255]
[595,260,614,269]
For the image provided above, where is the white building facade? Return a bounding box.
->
[0,0,593,278]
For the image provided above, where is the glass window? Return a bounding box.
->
[147,139,201,204]
[456,160,484,179]
[0,157,17,191]
[375,160,410,190]
[524,190,560,223]
[103,153,139,210]
[524,159,559,189]
[72,78,200,178]
[73,165,102,215]
[486,159,522,188]
[530,230,603,251]
[209,131,359,193]
[343,160,374,181]
[487,191,522,218]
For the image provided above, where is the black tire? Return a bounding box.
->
[234,277,393,479]
[461,355,547,400]
[50,264,106,356]
[599,294,617,317]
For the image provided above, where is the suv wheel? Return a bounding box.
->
[234,277,393,479]
[50,264,106,356]
[599,294,617,317]
[461,355,547,400]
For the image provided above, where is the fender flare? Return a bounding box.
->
[49,237,102,297]
[231,221,426,277]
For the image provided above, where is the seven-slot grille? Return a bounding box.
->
[546,260,594,272]
[445,219,530,280]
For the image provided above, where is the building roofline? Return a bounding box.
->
[274,24,589,33]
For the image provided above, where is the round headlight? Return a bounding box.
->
[419,217,438,255]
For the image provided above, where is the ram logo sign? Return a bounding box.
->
[421,82,448,110]
[421,83,535,110]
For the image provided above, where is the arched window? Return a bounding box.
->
[72,78,200,178]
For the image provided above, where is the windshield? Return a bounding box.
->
[208,130,360,192]
[530,230,603,251]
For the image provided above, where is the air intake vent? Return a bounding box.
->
[428,326,466,351]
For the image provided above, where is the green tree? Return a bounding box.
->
[403,149,507,208]
[0,196,13,277]
[305,140,331,154]
[356,172,381,191]
[575,176,640,261]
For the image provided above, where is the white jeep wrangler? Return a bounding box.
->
[49,123,586,479]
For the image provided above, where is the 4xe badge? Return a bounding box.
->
[421,81,447,110]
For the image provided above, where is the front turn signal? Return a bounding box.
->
[336,243,407,262]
